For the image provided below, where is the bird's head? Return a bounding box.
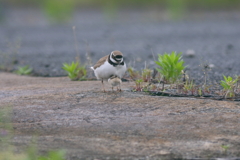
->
[110,51,124,64]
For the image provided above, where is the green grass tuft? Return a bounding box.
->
[220,75,238,98]
[155,51,186,84]
[62,61,87,81]
[14,65,33,75]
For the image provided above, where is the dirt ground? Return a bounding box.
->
[0,72,240,159]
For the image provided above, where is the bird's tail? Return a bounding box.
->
[90,67,94,70]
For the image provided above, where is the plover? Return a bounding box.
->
[108,75,122,91]
[91,50,127,92]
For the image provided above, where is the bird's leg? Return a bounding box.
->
[102,79,106,92]
[117,85,122,92]
[112,86,114,91]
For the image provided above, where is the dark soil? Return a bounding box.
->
[1,8,240,84]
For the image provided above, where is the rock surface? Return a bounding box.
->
[1,72,240,159]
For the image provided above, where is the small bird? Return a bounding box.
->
[91,50,127,92]
[108,75,122,91]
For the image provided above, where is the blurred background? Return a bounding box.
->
[1,0,240,22]
[0,0,240,83]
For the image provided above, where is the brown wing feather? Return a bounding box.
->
[93,55,108,69]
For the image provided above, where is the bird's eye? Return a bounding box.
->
[115,55,122,59]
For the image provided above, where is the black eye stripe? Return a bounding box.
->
[115,55,122,58]
[108,55,125,66]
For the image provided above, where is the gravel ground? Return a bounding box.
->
[0,8,240,84]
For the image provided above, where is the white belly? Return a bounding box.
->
[94,61,126,80]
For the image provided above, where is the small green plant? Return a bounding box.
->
[198,87,202,96]
[155,51,186,84]
[141,68,152,82]
[128,67,153,91]
[15,65,32,75]
[127,67,143,91]
[220,75,238,98]
[127,67,140,80]
[235,76,240,92]
[199,61,212,87]
[0,142,66,160]
[221,144,229,155]
[134,79,143,91]
[183,80,196,95]
[62,61,87,81]
[37,150,66,160]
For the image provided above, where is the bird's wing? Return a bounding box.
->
[92,55,108,69]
